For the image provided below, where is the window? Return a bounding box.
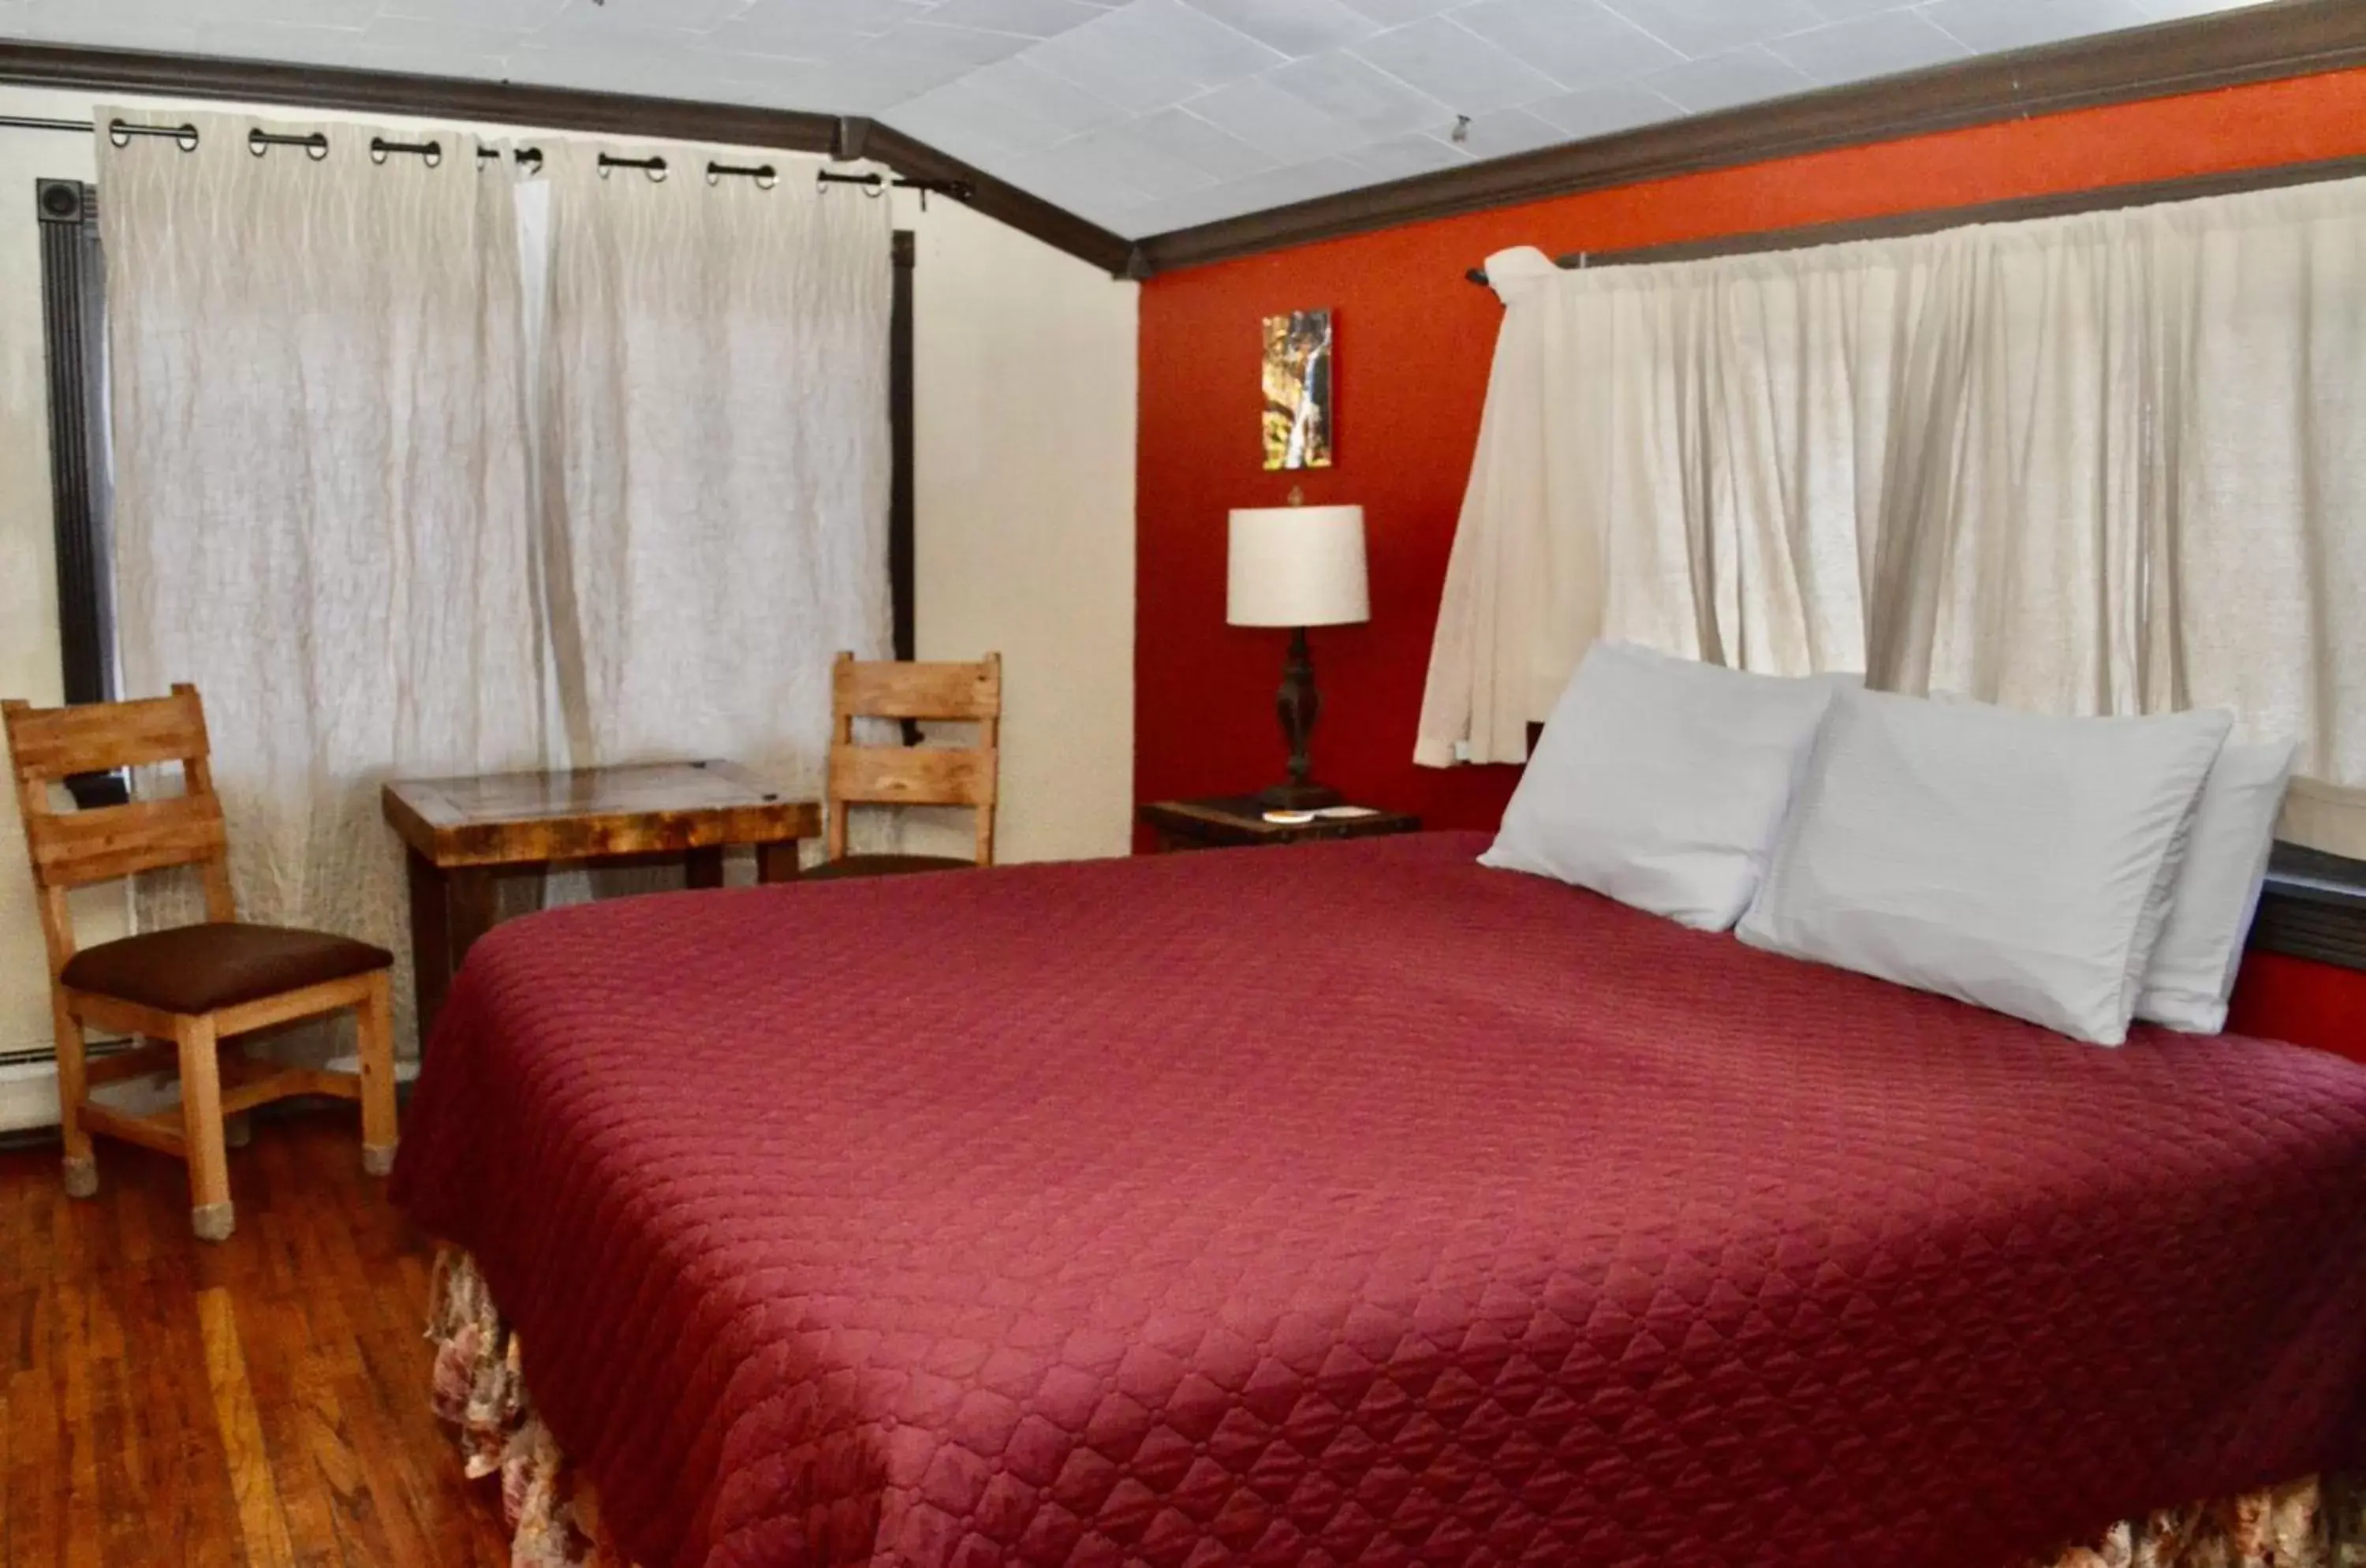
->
[35,178,921,798]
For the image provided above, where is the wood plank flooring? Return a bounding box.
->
[0,1111,513,1566]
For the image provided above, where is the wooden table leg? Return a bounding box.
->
[405,848,454,1043]
[756,842,804,884]
[447,867,499,970]
[684,846,726,890]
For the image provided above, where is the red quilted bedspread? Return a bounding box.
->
[392,833,2366,1568]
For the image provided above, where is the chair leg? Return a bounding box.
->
[356,970,398,1178]
[175,1014,233,1242]
[49,993,97,1199]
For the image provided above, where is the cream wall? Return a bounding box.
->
[0,89,125,1080]
[901,197,1136,868]
[0,88,1138,1081]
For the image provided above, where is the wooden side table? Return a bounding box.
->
[383,760,821,1036]
[1140,795,1421,851]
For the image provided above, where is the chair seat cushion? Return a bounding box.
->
[801,853,980,883]
[61,922,393,1016]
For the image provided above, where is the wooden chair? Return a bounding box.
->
[807,651,1002,880]
[2,685,397,1241]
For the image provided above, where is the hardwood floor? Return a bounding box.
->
[0,1109,513,1566]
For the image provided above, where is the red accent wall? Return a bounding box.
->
[1136,69,2366,1061]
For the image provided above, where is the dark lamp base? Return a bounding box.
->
[1258,781,1344,811]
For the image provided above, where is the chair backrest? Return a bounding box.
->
[827,652,1002,867]
[2,684,236,973]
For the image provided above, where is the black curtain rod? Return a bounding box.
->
[0,115,951,196]
[1461,151,2366,287]
[817,170,974,202]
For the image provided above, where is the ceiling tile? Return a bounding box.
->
[1268,49,1451,139]
[1915,0,2153,54]
[957,55,1131,137]
[1026,0,1288,112]
[1178,0,1379,58]
[921,0,1107,39]
[1346,129,1470,180]
[1121,0,1294,82]
[822,21,1038,102]
[375,0,572,26]
[349,14,533,62]
[192,19,364,66]
[1105,190,1227,235]
[6,12,200,50]
[1331,0,1462,24]
[730,0,927,44]
[1599,0,1830,58]
[1110,106,1282,181]
[1006,127,1218,204]
[1767,9,1969,84]
[707,0,919,58]
[539,0,749,33]
[2128,0,2275,16]
[1642,45,1817,113]
[1142,153,1371,226]
[184,0,378,26]
[1352,17,1564,114]
[876,18,1039,68]
[1801,0,1918,17]
[1525,79,1685,139]
[1024,30,1204,110]
[1185,73,1365,161]
[1450,0,1684,93]
[889,77,1074,162]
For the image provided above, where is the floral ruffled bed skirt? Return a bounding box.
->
[428,1252,638,1567]
[427,1249,2364,1568]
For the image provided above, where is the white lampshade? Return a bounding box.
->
[1227,505,1369,628]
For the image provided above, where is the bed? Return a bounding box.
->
[390,832,2366,1568]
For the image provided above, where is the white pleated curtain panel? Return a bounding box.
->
[99,113,543,1054]
[99,111,894,1050]
[531,140,893,783]
[1419,179,2366,857]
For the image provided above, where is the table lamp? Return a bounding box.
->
[1228,502,1368,810]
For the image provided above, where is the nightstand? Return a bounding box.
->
[1139,795,1422,852]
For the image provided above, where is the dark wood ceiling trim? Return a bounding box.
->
[0,40,1134,276]
[0,40,842,151]
[1133,0,2366,276]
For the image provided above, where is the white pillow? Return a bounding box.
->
[1737,689,2232,1045]
[2135,737,2297,1034]
[1480,642,1848,930]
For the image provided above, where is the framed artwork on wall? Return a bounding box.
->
[1262,309,1333,470]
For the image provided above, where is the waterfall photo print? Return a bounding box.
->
[1262,309,1334,470]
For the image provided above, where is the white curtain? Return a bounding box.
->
[100,110,544,1047]
[533,142,893,790]
[1420,179,2366,857]
[99,116,897,1050]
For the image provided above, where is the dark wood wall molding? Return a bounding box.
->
[0,39,1135,276]
[1131,0,2366,275]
